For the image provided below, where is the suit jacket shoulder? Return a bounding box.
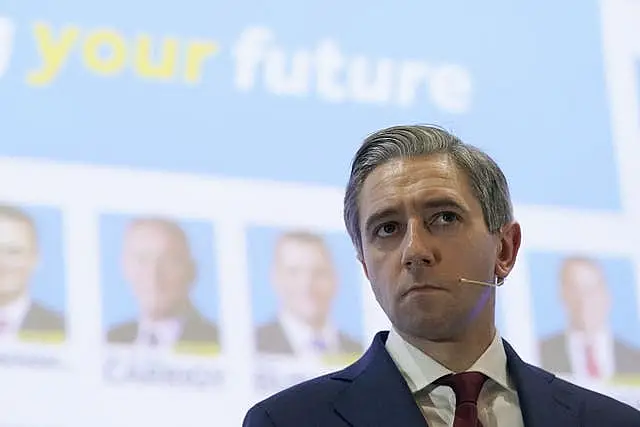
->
[613,339,640,374]
[256,319,364,356]
[107,321,137,343]
[179,307,219,344]
[255,320,293,355]
[337,331,363,354]
[538,332,570,373]
[106,306,219,345]
[244,370,350,427]
[244,331,640,427]
[244,331,425,427]
[537,368,640,425]
[21,301,65,332]
[503,341,640,427]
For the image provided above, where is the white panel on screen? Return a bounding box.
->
[601,0,640,215]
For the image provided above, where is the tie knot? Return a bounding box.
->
[436,371,487,404]
[311,336,327,351]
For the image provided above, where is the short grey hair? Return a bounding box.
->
[343,124,514,255]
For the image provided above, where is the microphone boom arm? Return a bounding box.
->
[459,277,505,287]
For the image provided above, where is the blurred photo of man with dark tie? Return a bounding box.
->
[255,231,362,359]
[0,204,64,343]
[106,217,219,353]
[539,256,640,379]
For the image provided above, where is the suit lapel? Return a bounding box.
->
[504,340,581,427]
[331,331,427,427]
[331,333,585,427]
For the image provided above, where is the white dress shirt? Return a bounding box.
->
[278,311,340,357]
[135,317,183,349]
[385,328,524,427]
[0,294,30,343]
[566,330,615,379]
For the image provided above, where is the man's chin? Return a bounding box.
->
[0,288,25,303]
[296,313,326,328]
[143,307,172,320]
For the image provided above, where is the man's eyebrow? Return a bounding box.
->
[363,207,398,234]
[421,197,468,212]
[363,197,468,233]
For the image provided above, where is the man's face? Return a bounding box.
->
[272,239,337,327]
[358,154,519,341]
[121,223,194,320]
[0,216,37,304]
[561,260,610,334]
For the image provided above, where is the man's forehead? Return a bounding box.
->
[566,261,604,282]
[127,222,180,239]
[125,224,189,251]
[0,216,36,244]
[358,156,468,207]
[364,154,458,185]
[277,239,331,261]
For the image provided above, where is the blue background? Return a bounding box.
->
[248,226,364,342]
[17,203,66,313]
[0,0,620,211]
[99,213,219,328]
[1,0,640,419]
[529,252,640,347]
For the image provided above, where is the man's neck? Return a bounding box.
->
[567,326,609,341]
[144,301,191,324]
[397,324,496,372]
[280,309,328,333]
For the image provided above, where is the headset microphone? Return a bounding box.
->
[458,277,505,288]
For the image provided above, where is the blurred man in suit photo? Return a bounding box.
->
[255,230,362,359]
[106,217,219,352]
[243,125,640,426]
[0,204,65,343]
[539,256,640,379]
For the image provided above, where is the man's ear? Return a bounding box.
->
[495,221,521,279]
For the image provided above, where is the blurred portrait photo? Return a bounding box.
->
[532,254,640,381]
[0,203,66,345]
[101,215,220,357]
[250,229,363,362]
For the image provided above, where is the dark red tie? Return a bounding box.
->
[436,372,487,427]
[585,343,600,378]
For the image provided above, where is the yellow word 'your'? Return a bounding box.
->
[26,22,220,86]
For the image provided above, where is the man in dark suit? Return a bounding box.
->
[539,256,640,378]
[255,230,362,359]
[0,204,65,343]
[243,125,640,426]
[106,218,219,354]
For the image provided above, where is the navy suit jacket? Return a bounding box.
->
[243,331,640,426]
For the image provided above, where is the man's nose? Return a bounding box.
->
[141,263,163,286]
[401,219,436,269]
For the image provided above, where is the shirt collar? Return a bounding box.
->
[567,329,612,346]
[0,293,31,328]
[385,326,513,394]
[278,310,338,350]
[138,317,182,342]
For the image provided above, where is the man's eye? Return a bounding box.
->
[376,222,398,237]
[432,211,459,225]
